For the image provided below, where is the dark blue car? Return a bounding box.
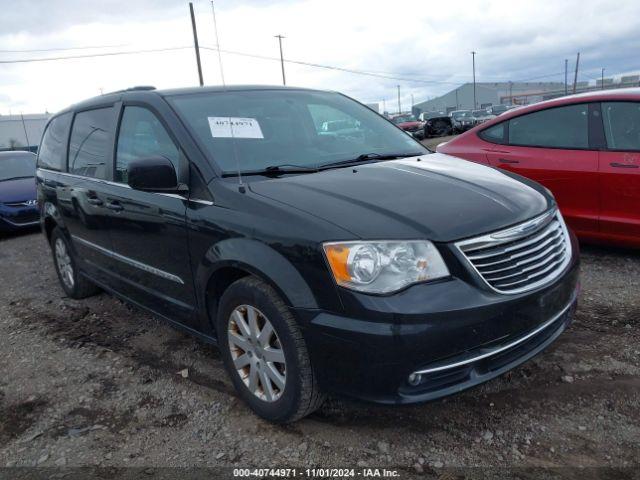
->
[0,151,39,232]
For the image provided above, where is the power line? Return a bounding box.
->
[0,44,129,53]
[1,41,636,92]
[199,45,461,85]
[0,46,192,64]
[0,42,460,85]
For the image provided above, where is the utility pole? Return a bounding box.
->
[572,52,580,94]
[411,94,414,110]
[601,68,605,89]
[397,85,401,114]
[275,35,286,85]
[471,51,477,109]
[509,81,513,104]
[20,113,30,147]
[564,59,568,95]
[189,2,204,86]
[382,98,386,114]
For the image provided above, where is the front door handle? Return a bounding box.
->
[105,201,124,212]
[499,158,520,164]
[86,197,103,206]
[610,162,639,169]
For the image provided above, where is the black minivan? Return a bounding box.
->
[36,85,579,422]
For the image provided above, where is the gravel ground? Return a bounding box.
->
[421,134,456,151]
[0,228,639,478]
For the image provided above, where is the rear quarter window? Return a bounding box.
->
[68,107,114,179]
[478,122,506,144]
[37,112,72,171]
[601,102,640,151]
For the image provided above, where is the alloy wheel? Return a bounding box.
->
[55,238,75,290]
[227,305,287,402]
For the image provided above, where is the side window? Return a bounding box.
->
[68,107,114,178]
[479,122,506,144]
[601,102,640,151]
[37,112,72,171]
[115,106,179,184]
[508,104,589,149]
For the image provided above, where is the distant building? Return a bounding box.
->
[413,75,640,115]
[0,113,51,152]
[365,102,380,113]
[413,82,565,115]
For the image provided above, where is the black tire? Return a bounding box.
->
[50,227,100,299]
[216,276,324,423]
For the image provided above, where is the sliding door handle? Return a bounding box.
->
[105,201,124,212]
[86,198,103,206]
[610,162,638,169]
[499,158,520,164]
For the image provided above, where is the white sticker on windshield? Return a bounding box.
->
[208,117,264,139]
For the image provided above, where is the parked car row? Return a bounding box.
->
[0,151,39,232]
[438,88,640,249]
[404,106,517,137]
[31,85,580,423]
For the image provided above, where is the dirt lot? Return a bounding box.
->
[422,135,456,151]
[0,227,639,478]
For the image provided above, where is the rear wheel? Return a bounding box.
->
[50,227,100,299]
[216,276,324,423]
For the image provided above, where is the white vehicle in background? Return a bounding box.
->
[449,110,475,133]
[472,109,496,125]
[487,104,517,116]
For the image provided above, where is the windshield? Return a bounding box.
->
[452,111,472,119]
[0,153,36,181]
[168,90,427,174]
[491,105,508,114]
[472,110,487,116]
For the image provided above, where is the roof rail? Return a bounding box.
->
[102,85,156,96]
[124,85,156,92]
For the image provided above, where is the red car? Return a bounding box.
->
[391,114,425,138]
[437,89,640,248]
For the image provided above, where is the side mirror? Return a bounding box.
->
[127,156,185,193]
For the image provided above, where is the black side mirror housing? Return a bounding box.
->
[127,156,186,194]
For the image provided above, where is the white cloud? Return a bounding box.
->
[1,0,639,114]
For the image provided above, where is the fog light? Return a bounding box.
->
[408,373,422,386]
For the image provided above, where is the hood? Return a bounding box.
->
[398,121,423,130]
[249,153,551,242]
[0,177,36,203]
[427,116,451,122]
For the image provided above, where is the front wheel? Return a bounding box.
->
[216,277,324,423]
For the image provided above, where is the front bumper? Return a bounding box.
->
[0,206,40,231]
[294,237,579,404]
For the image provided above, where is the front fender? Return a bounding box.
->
[41,201,67,237]
[196,237,319,311]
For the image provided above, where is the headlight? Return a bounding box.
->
[323,240,450,294]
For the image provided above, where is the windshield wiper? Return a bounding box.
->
[0,175,33,182]
[318,152,424,170]
[265,164,319,173]
[224,164,320,177]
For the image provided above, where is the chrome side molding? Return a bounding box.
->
[71,235,185,285]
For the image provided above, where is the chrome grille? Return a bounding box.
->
[456,210,571,294]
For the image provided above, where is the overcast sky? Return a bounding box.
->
[1,0,640,114]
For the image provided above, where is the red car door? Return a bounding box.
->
[484,103,600,238]
[598,101,640,246]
